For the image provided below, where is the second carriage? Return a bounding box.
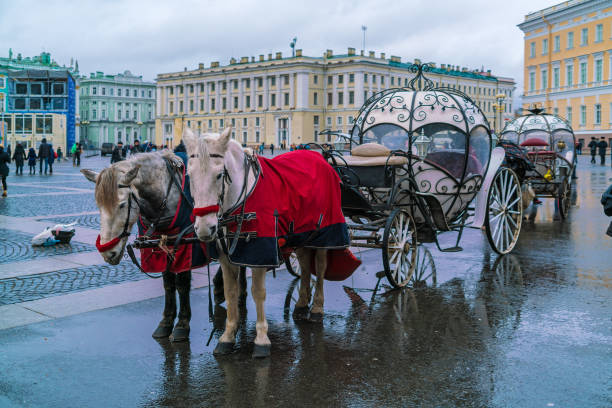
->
[317,65,523,288]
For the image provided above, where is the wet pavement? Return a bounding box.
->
[0,156,611,407]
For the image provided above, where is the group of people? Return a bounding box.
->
[587,137,610,165]
[109,140,165,163]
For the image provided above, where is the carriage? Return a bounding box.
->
[306,64,523,288]
[500,108,575,219]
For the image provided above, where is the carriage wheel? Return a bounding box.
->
[410,246,436,288]
[485,168,522,255]
[556,179,571,219]
[284,252,301,278]
[382,209,418,288]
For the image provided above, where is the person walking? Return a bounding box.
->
[12,143,25,175]
[56,146,63,162]
[588,137,598,164]
[47,144,55,174]
[27,147,37,175]
[110,141,126,163]
[131,139,143,155]
[38,138,51,174]
[0,145,10,197]
[74,143,82,166]
[270,143,274,155]
[598,137,608,165]
[173,140,186,153]
[576,141,583,155]
[71,143,77,165]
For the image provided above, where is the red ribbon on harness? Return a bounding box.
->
[192,205,220,217]
[95,234,122,253]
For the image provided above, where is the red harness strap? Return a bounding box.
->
[192,205,219,217]
[96,235,122,253]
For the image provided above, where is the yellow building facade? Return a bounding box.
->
[1,112,67,152]
[519,0,612,145]
[155,49,515,148]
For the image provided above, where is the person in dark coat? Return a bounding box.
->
[27,147,37,175]
[12,143,25,175]
[131,139,143,155]
[174,140,186,153]
[56,146,63,162]
[270,143,274,155]
[110,141,126,163]
[74,143,82,166]
[47,144,55,174]
[0,145,10,197]
[598,137,608,165]
[588,137,597,164]
[38,138,51,174]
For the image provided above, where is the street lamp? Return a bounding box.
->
[495,93,506,134]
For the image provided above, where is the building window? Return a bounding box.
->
[364,73,368,82]
[542,38,548,55]
[580,62,587,84]
[338,74,343,84]
[246,95,251,108]
[270,77,276,87]
[566,106,572,123]
[567,31,574,49]
[313,92,318,105]
[338,92,343,105]
[200,99,204,111]
[258,94,263,107]
[233,80,238,90]
[118,110,122,120]
[179,101,183,113]
[529,42,535,57]
[580,105,586,125]
[348,115,354,124]
[189,84,194,94]
[327,76,332,85]
[220,119,224,128]
[211,99,215,110]
[102,87,106,95]
[553,67,560,88]
[566,65,573,87]
[208,119,212,128]
[337,116,343,127]
[222,97,227,110]
[257,77,263,87]
[92,109,97,119]
[313,115,319,126]
[349,91,354,105]
[169,101,174,114]
[364,90,368,101]
[199,84,204,93]
[595,104,601,124]
[211,82,215,92]
[189,100,194,111]
[326,117,332,127]
[245,78,250,89]
[313,75,318,84]
[118,89,122,96]
[554,35,560,52]
[327,92,332,105]
[242,131,247,144]
[595,59,603,82]
[29,98,41,109]
[541,70,547,90]
[581,28,588,46]
[255,117,260,127]
[349,73,354,83]
[284,75,289,85]
[271,94,276,106]
[314,130,318,142]
[243,117,248,127]
[284,93,289,106]
[391,77,395,86]
[233,97,238,109]
[553,107,558,115]
[125,110,129,119]
[133,90,137,97]
[256,131,260,142]
[92,86,97,95]
[529,72,535,92]
[110,88,114,96]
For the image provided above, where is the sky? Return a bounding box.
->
[0,0,558,105]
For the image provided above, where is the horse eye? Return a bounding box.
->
[119,202,126,209]
[190,154,198,158]
[216,173,223,180]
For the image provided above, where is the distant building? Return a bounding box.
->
[0,49,78,152]
[519,0,612,145]
[78,71,156,148]
[155,48,516,148]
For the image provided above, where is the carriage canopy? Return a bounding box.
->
[350,65,492,182]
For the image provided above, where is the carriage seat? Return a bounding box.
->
[332,143,408,166]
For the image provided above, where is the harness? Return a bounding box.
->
[191,152,260,256]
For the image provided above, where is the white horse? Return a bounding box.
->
[183,127,347,358]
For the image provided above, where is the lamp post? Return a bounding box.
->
[495,93,506,134]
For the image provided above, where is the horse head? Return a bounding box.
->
[81,162,141,264]
[184,126,244,242]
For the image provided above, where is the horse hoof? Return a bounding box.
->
[152,325,173,338]
[213,342,235,355]
[169,327,190,342]
[252,344,271,359]
[309,312,324,323]
[292,306,309,321]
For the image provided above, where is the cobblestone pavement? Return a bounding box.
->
[0,228,94,264]
[39,214,102,230]
[0,262,146,305]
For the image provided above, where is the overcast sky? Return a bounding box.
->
[1,0,557,103]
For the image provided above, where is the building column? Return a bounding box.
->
[289,73,295,108]
[264,76,269,109]
[356,71,365,107]
[239,78,244,111]
[275,74,281,109]
[250,76,255,111]
[296,72,309,109]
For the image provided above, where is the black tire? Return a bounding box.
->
[485,168,522,254]
[382,208,418,288]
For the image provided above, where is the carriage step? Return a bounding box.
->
[415,192,450,231]
[439,246,463,252]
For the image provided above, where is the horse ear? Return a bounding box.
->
[219,126,232,149]
[120,164,140,185]
[80,169,98,183]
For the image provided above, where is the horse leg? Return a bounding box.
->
[152,271,177,338]
[251,267,271,358]
[309,249,328,323]
[292,248,312,321]
[170,270,191,342]
[214,256,240,355]
[238,266,248,304]
[213,265,225,305]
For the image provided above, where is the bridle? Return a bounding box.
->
[95,159,190,254]
[191,151,260,255]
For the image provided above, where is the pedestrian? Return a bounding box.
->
[38,137,51,174]
[56,146,63,162]
[588,137,597,164]
[27,147,37,175]
[0,145,9,197]
[74,143,82,166]
[598,137,608,165]
[71,143,77,165]
[12,142,25,175]
[174,140,186,153]
[110,141,126,163]
[47,144,55,174]
[576,141,583,155]
[270,143,274,155]
[132,139,143,155]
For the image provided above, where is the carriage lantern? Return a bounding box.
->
[556,140,566,151]
[413,128,431,160]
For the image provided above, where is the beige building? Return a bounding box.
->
[1,112,67,152]
[519,0,612,145]
[155,48,516,148]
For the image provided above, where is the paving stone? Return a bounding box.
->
[0,192,97,217]
[0,228,94,264]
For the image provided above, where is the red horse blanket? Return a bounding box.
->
[220,150,350,268]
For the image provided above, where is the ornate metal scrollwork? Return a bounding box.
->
[407,63,436,91]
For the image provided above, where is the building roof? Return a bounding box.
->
[79,70,155,86]
[518,0,607,31]
[0,49,78,75]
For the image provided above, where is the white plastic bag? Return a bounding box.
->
[31,223,77,246]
